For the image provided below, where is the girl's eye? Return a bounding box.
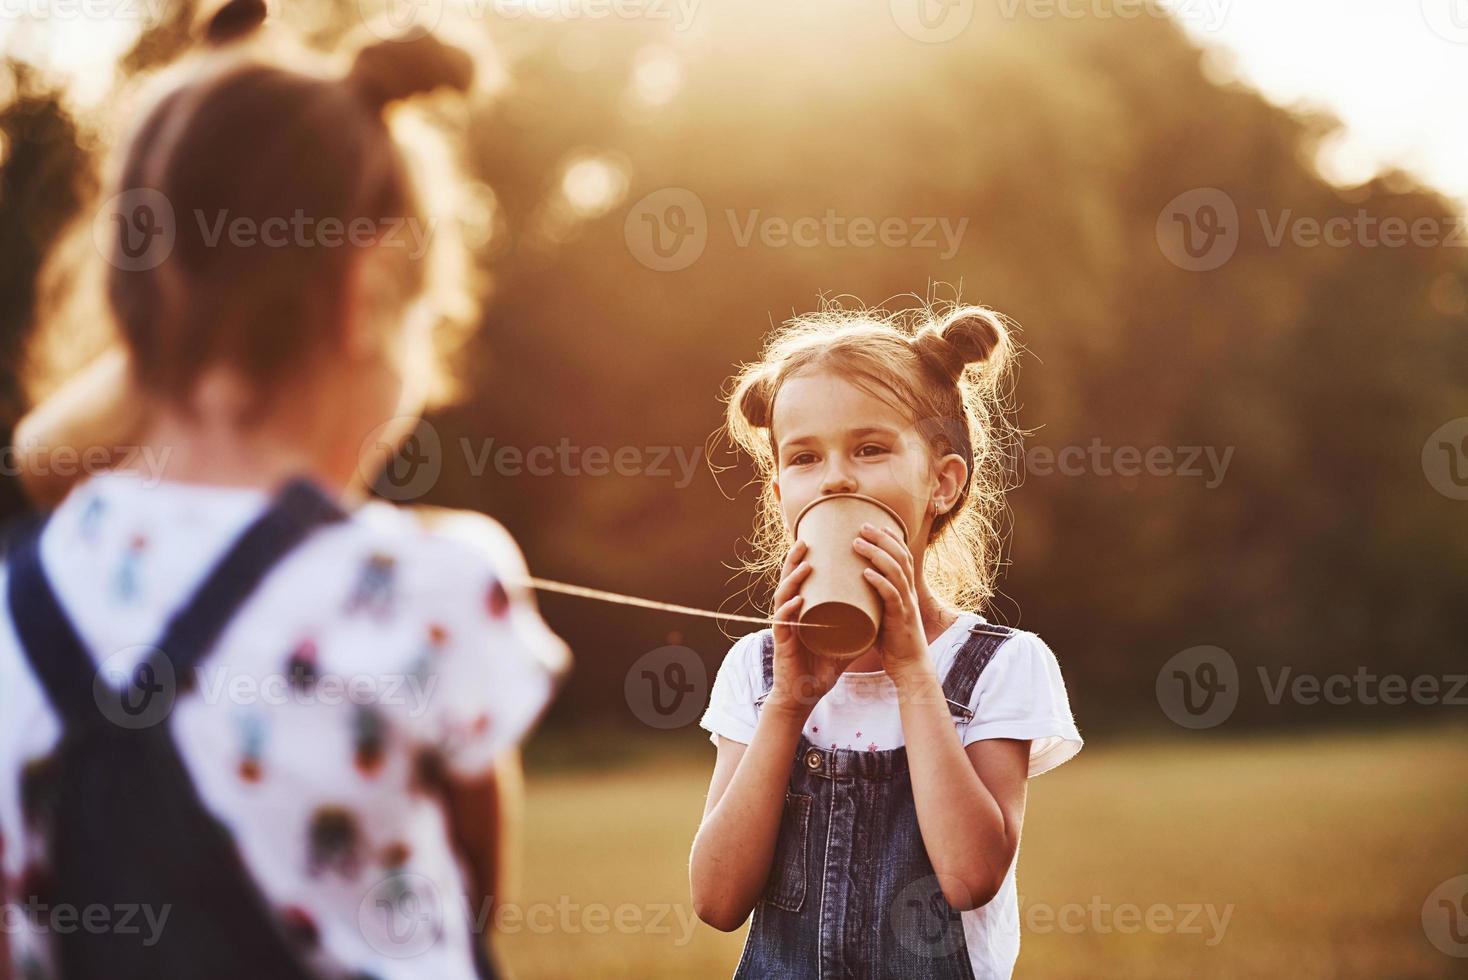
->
[789,452,817,466]
[856,444,889,457]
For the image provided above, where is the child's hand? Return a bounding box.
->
[765,540,850,719]
[854,523,933,684]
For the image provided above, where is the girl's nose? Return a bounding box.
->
[819,464,857,496]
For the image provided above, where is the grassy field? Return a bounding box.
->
[496,723,1468,978]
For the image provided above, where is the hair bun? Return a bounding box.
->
[913,306,1007,384]
[203,0,267,46]
[737,372,775,429]
[348,34,474,113]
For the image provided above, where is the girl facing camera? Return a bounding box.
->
[691,302,1082,979]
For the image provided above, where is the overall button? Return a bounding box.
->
[804,749,822,770]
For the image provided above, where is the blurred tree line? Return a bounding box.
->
[2,1,1464,735]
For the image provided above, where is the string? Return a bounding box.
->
[512,576,819,628]
[512,576,1017,639]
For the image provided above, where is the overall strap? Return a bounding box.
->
[941,623,1015,722]
[753,623,1015,721]
[7,477,347,729]
[755,631,775,706]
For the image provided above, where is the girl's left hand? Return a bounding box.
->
[853,523,933,682]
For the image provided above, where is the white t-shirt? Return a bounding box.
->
[698,612,1082,980]
[0,471,568,980]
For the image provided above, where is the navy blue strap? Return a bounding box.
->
[940,624,1013,722]
[7,476,347,729]
[754,621,1013,721]
[757,631,775,704]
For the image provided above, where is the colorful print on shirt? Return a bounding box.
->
[286,638,319,692]
[345,552,397,620]
[306,806,362,880]
[353,704,388,776]
[112,534,147,603]
[485,577,509,618]
[237,711,268,782]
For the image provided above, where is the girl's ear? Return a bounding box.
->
[931,451,968,516]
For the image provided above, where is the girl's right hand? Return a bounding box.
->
[764,540,848,719]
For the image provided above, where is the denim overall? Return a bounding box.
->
[734,623,1014,980]
[3,478,502,980]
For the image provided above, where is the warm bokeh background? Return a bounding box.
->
[3,2,1465,977]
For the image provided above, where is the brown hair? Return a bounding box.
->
[724,300,1021,612]
[68,0,476,414]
